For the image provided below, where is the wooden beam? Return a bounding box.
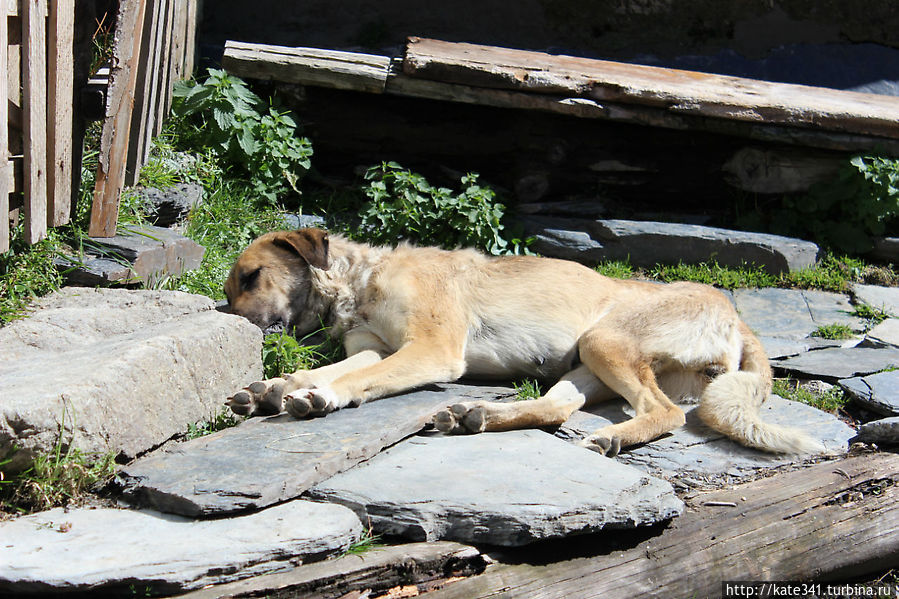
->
[124,0,159,186]
[21,0,47,244]
[404,37,899,142]
[89,0,148,237]
[157,0,176,130]
[183,0,198,78]
[222,40,392,94]
[47,0,75,228]
[426,453,899,599]
[0,3,8,252]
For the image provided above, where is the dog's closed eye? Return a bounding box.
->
[240,267,262,290]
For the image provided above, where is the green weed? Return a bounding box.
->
[810,323,855,340]
[772,378,849,414]
[261,329,342,380]
[853,303,892,324]
[185,409,241,440]
[343,526,383,556]
[513,379,543,401]
[649,261,777,290]
[595,260,635,279]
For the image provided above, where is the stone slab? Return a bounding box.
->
[733,288,865,340]
[773,347,899,380]
[866,319,899,348]
[118,384,515,516]
[0,501,362,595]
[54,253,135,285]
[140,183,204,227]
[0,288,262,471]
[556,396,854,484]
[521,216,818,273]
[852,284,899,316]
[86,224,205,286]
[853,417,899,444]
[308,429,684,546]
[839,370,899,416]
[870,238,899,263]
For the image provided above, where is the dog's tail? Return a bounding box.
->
[697,323,826,455]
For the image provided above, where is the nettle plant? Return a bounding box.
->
[172,69,313,203]
[359,162,529,255]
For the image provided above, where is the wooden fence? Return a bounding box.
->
[1,0,200,253]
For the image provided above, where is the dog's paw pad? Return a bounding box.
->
[226,378,286,417]
[461,407,486,433]
[580,435,621,457]
[285,391,313,419]
[226,391,253,416]
[286,388,340,418]
[433,403,486,434]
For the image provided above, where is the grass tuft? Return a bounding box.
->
[772,378,849,414]
[512,379,543,401]
[810,323,855,340]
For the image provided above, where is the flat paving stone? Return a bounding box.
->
[118,384,514,516]
[839,370,899,416]
[556,396,854,484]
[308,429,683,546]
[853,417,899,444]
[773,347,899,380]
[852,284,899,316]
[733,288,865,340]
[0,501,362,595]
[866,319,899,348]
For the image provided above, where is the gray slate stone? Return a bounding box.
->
[869,238,899,263]
[521,216,818,274]
[0,288,262,471]
[308,429,683,546]
[866,319,899,348]
[557,396,854,483]
[0,501,361,595]
[839,370,899,416]
[773,347,899,380]
[852,284,899,317]
[853,417,899,444]
[282,214,327,230]
[140,183,204,227]
[733,288,865,340]
[83,225,205,286]
[119,384,514,516]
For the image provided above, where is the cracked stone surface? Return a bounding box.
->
[556,395,854,483]
[854,417,899,444]
[733,288,866,340]
[773,347,899,380]
[852,284,899,316]
[118,384,515,516]
[0,501,361,595]
[840,370,899,416]
[308,429,684,546]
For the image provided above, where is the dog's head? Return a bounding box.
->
[224,228,330,333]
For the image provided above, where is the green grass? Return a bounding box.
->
[772,378,850,413]
[810,323,855,340]
[343,526,383,556]
[595,260,635,280]
[261,328,342,379]
[185,409,242,440]
[513,379,543,401]
[853,303,892,324]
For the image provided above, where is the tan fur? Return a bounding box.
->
[224,228,825,456]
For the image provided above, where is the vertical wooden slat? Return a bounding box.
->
[124,0,158,186]
[0,1,9,253]
[22,0,47,244]
[47,0,75,227]
[88,0,148,237]
[156,0,175,134]
[183,0,198,78]
[170,0,186,83]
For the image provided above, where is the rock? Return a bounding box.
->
[852,284,899,317]
[869,238,899,263]
[773,347,899,380]
[733,288,866,340]
[758,336,811,359]
[0,288,262,471]
[865,319,899,348]
[520,216,819,274]
[139,183,204,227]
[308,429,683,546]
[0,501,361,595]
[839,370,899,416]
[853,417,899,444]
[557,396,854,483]
[282,214,327,230]
[118,383,515,516]
[54,253,134,286]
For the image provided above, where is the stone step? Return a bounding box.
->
[118,384,516,516]
[0,501,362,595]
[0,288,262,471]
[308,429,684,546]
[732,287,866,341]
[839,370,899,416]
[773,347,899,381]
[56,224,204,287]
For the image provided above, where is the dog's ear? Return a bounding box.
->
[272,228,330,270]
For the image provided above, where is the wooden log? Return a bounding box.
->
[425,453,899,599]
[0,2,8,252]
[175,541,484,599]
[403,37,899,142]
[222,40,392,94]
[88,0,148,237]
[21,0,47,244]
[47,0,75,228]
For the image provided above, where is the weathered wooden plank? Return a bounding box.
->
[21,0,47,244]
[47,0,74,227]
[88,0,148,237]
[175,542,483,599]
[124,0,159,186]
[426,453,899,599]
[222,40,392,94]
[404,37,899,141]
[168,0,186,84]
[6,0,47,16]
[0,4,8,252]
[182,0,198,78]
[156,0,176,130]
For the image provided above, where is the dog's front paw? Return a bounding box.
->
[580,433,622,458]
[434,402,487,434]
[226,378,287,417]
[285,387,341,419]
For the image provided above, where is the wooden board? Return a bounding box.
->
[124,0,160,186]
[47,0,74,227]
[89,0,148,237]
[183,0,198,78]
[21,0,47,244]
[0,3,8,252]
[157,0,176,131]
[425,453,899,598]
[222,41,392,94]
[404,37,899,141]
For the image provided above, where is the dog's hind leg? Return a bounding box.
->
[576,326,686,457]
[433,364,615,434]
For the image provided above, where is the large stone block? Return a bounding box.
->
[0,288,262,470]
